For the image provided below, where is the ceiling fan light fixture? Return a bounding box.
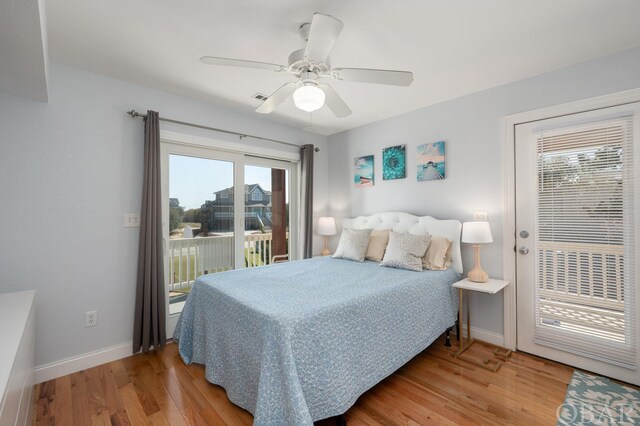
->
[293,83,325,112]
[201,13,412,118]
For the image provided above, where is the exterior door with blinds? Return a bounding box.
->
[515,103,640,385]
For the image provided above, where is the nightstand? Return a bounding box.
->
[452,278,510,372]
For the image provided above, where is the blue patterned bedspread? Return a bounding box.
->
[174,257,460,425]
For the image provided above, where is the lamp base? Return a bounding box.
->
[321,236,331,256]
[468,267,489,283]
[468,244,489,283]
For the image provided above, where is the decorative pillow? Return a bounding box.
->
[333,228,372,262]
[365,229,390,262]
[423,236,453,270]
[412,232,432,255]
[380,232,430,272]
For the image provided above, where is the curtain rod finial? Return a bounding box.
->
[127,109,138,118]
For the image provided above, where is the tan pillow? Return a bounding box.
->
[365,229,390,262]
[423,236,453,270]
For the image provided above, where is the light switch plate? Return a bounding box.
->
[124,213,140,228]
[473,210,488,222]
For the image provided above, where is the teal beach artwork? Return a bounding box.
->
[354,155,374,187]
[417,141,445,181]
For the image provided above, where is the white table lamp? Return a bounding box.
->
[317,217,337,256]
[462,221,493,283]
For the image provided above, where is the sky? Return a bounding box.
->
[354,155,373,175]
[169,154,275,209]
[417,141,445,164]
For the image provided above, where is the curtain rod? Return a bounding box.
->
[126,110,319,152]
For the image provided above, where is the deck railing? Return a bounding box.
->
[168,232,284,291]
[537,240,626,341]
[538,241,625,306]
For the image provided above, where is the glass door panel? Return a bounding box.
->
[167,154,234,316]
[244,164,290,266]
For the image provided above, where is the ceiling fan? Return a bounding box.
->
[200,13,413,118]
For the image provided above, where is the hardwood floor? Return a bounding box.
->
[34,338,574,425]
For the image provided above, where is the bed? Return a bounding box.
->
[174,212,463,425]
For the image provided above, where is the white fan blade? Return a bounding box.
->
[319,84,351,118]
[255,82,298,114]
[303,13,343,64]
[200,56,285,72]
[330,68,413,86]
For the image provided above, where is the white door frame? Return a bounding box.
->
[160,130,301,162]
[500,88,640,351]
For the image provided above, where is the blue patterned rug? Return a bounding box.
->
[557,370,639,425]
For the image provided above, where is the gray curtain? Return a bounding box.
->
[133,110,166,353]
[300,144,315,259]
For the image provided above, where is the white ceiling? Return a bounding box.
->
[0,0,49,101]
[45,0,640,135]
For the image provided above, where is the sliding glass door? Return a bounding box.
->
[161,143,298,336]
[244,157,298,267]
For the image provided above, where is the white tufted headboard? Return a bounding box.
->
[342,212,463,274]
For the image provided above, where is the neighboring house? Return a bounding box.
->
[201,183,272,231]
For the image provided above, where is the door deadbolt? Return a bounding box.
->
[519,230,529,239]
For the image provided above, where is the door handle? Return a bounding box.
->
[519,247,529,255]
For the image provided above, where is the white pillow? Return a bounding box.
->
[380,232,430,272]
[333,228,372,262]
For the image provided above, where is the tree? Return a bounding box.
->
[169,198,184,231]
[182,208,203,224]
[200,200,215,231]
[539,145,624,244]
[540,155,578,190]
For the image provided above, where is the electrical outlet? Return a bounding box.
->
[123,213,140,228]
[86,310,98,327]
[473,210,488,222]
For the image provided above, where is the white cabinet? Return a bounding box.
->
[0,291,35,426]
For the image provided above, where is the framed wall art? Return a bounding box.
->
[417,141,445,181]
[354,155,374,187]
[382,145,406,180]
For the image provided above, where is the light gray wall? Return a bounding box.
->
[327,46,640,336]
[0,63,328,367]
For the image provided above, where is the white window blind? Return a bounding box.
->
[533,115,636,369]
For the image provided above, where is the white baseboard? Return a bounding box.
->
[456,326,505,347]
[34,341,133,384]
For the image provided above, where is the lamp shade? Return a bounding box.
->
[317,217,337,236]
[461,221,493,244]
[293,84,325,112]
